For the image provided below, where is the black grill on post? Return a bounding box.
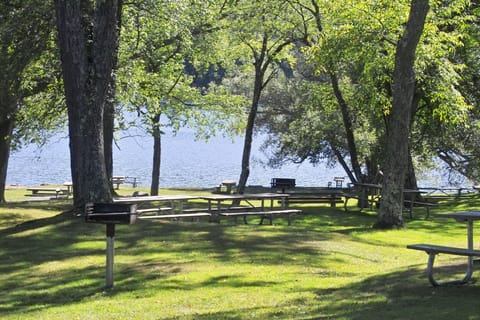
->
[85,203,137,289]
[85,203,137,225]
[271,178,296,193]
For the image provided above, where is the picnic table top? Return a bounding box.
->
[202,193,290,201]
[113,195,199,203]
[437,211,480,221]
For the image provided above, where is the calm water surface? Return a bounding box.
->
[7,130,456,188]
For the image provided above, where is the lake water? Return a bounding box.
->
[6,129,462,189]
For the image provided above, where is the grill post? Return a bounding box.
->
[106,223,115,289]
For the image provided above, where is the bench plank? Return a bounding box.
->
[407,244,480,257]
[137,212,211,220]
[136,207,173,214]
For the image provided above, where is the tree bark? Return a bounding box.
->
[104,1,123,194]
[55,0,121,209]
[330,71,363,183]
[104,99,115,193]
[150,113,162,196]
[375,0,429,229]
[0,117,14,203]
[237,64,264,195]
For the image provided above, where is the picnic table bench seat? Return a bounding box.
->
[137,212,212,221]
[217,209,302,225]
[286,194,344,207]
[183,206,257,214]
[407,244,480,286]
[136,207,174,215]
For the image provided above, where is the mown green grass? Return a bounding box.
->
[2,187,480,319]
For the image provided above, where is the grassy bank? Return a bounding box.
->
[1,187,480,319]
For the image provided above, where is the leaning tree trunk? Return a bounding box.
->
[375,0,429,229]
[55,0,121,209]
[0,116,14,203]
[330,72,363,183]
[237,69,263,195]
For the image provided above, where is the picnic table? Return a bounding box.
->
[201,193,301,225]
[403,189,436,219]
[26,182,72,198]
[344,184,435,218]
[113,195,208,220]
[343,183,382,211]
[407,211,480,286]
[419,187,473,202]
[214,180,237,194]
[111,176,125,189]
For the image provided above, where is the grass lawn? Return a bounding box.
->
[2,187,480,319]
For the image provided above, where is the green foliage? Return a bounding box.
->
[14,36,66,149]
[259,0,478,183]
[117,0,245,140]
[0,0,62,148]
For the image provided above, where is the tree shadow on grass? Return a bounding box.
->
[0,212,336,315]
[307,265,480,320]
[175,265,480,320]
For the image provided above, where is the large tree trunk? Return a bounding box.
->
[104,100,115,193]
[375,0,429,229]
[150,113,161,196]
[0,116,14,203]
[55,0,121,209]
[104,2,123,194]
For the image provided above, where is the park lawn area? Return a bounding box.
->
[2,188,480,319]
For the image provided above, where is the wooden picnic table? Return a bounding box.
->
[113,195,201,218]
[344,183,382,211]
[419,187,473,202]
[200,193,300,225]
[26,183,72,198]
[344,184,434,217]
[111,176,125,189]
[403,189,435,219]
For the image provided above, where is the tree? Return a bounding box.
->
[117,0,244,195]
[256,0,399,187]
[258,0,472,206]
[219,0,307,194]
[375,0,429,228]
[409,1,478,184]
[0,0,56,203]
[55,0,122,208]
